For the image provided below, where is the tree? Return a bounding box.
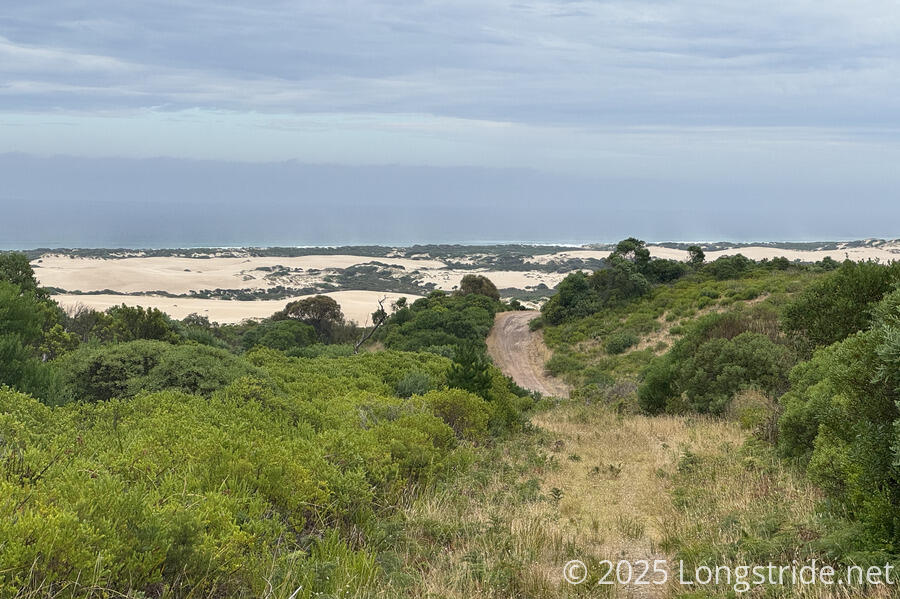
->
[63,304,108,342]
[687,245,705,268]
[457,274,500,301]
[782,260,900,351]
[241,319,317,352]
[39,323,80,360]
[703,254,752,280]
[611,237,651,270]
[590,258,650,304]
[98,304,179,343]
[0,252,46,297]
[279,295,345,341]
[0,280,60,399]
[540,271,597,325]
[447,342,492,399]
[58,340,263,403]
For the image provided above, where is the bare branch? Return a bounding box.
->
[354,296,388,354]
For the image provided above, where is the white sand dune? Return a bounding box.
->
[532,244,900,265]
[38,244,899,325]
[34,254,444,294]
[416,269,569,290]
[647,245,900,263]
[52,291,422,325]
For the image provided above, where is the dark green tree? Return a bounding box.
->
[590,258,650,304]
[457,274,500,301]
[687,245,705,268]
[279,295,345,341]
[0,280,60,399]
[0,252,46,297]
[98,304,179,343]
[611,237,651,270]
[241,319,317,352]
[447,342,492,399]
[782,260,900,351]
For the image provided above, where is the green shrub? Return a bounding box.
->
[638,309,792,414]
[57,340,265,403]
[545,352,583,376]
[703,254,752,280]
[396,370,433,398]
[380,293,499,354]
[242,319,317,351]
[421,388,490,440]
[782,260,900,351]
[0,346,471,596]
[287,343,356,358]
[0,280,64,401]
[605,331,639,355]
[775,289,900,548]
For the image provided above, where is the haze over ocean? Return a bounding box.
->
[3,1,900,247]
[2,153,897,249]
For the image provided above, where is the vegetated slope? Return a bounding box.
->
[487,311,571,398]
[531,241,900,594]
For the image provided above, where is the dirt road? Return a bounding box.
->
[486,311,571,398]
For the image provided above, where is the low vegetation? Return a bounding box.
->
[540,237,900,585]
[5,239,900,597]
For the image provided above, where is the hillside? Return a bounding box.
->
[3,241,900,597]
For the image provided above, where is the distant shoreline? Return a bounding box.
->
[19,241,899,324]
[5,237,900,258]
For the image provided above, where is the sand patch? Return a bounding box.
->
[648,244,900,263]
[532,245,900,265]
[526,250,610,264]
[52,291,422,325]
[417,269,569,290]
[33,255,446,294]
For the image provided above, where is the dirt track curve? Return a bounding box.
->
[486,311,571,399]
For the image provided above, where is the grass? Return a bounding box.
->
[378,401,853,598]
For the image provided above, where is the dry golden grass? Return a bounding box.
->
[387,401,881,598]
[388,404,756,597]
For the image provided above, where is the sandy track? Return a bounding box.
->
[486,311,571,398]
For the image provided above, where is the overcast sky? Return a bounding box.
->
[2,1,899,245]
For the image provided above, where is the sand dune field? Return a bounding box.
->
[52,291,421,325]
[35,243,900,324]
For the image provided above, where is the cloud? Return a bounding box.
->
[1,0,899,128]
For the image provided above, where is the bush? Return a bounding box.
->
[703,254,752,280]
[97,304,180,343]
[782,260,900,351]
[421,388,490,440]
[775,289,900,548]
[242,319,317,351]
[287,343,355,358]
[57,340,265,403]
[638,309,792,414]
[456,274,500,301]
[637,357,674,414]
[446,343,492,398]
[605,331,639,355]
[380,292,500,354]
[396,370,433,398]
[0,280,64,401]
[0,347,469,596]
[727,389,779,443]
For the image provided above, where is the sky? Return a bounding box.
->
[2,1,899,246]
